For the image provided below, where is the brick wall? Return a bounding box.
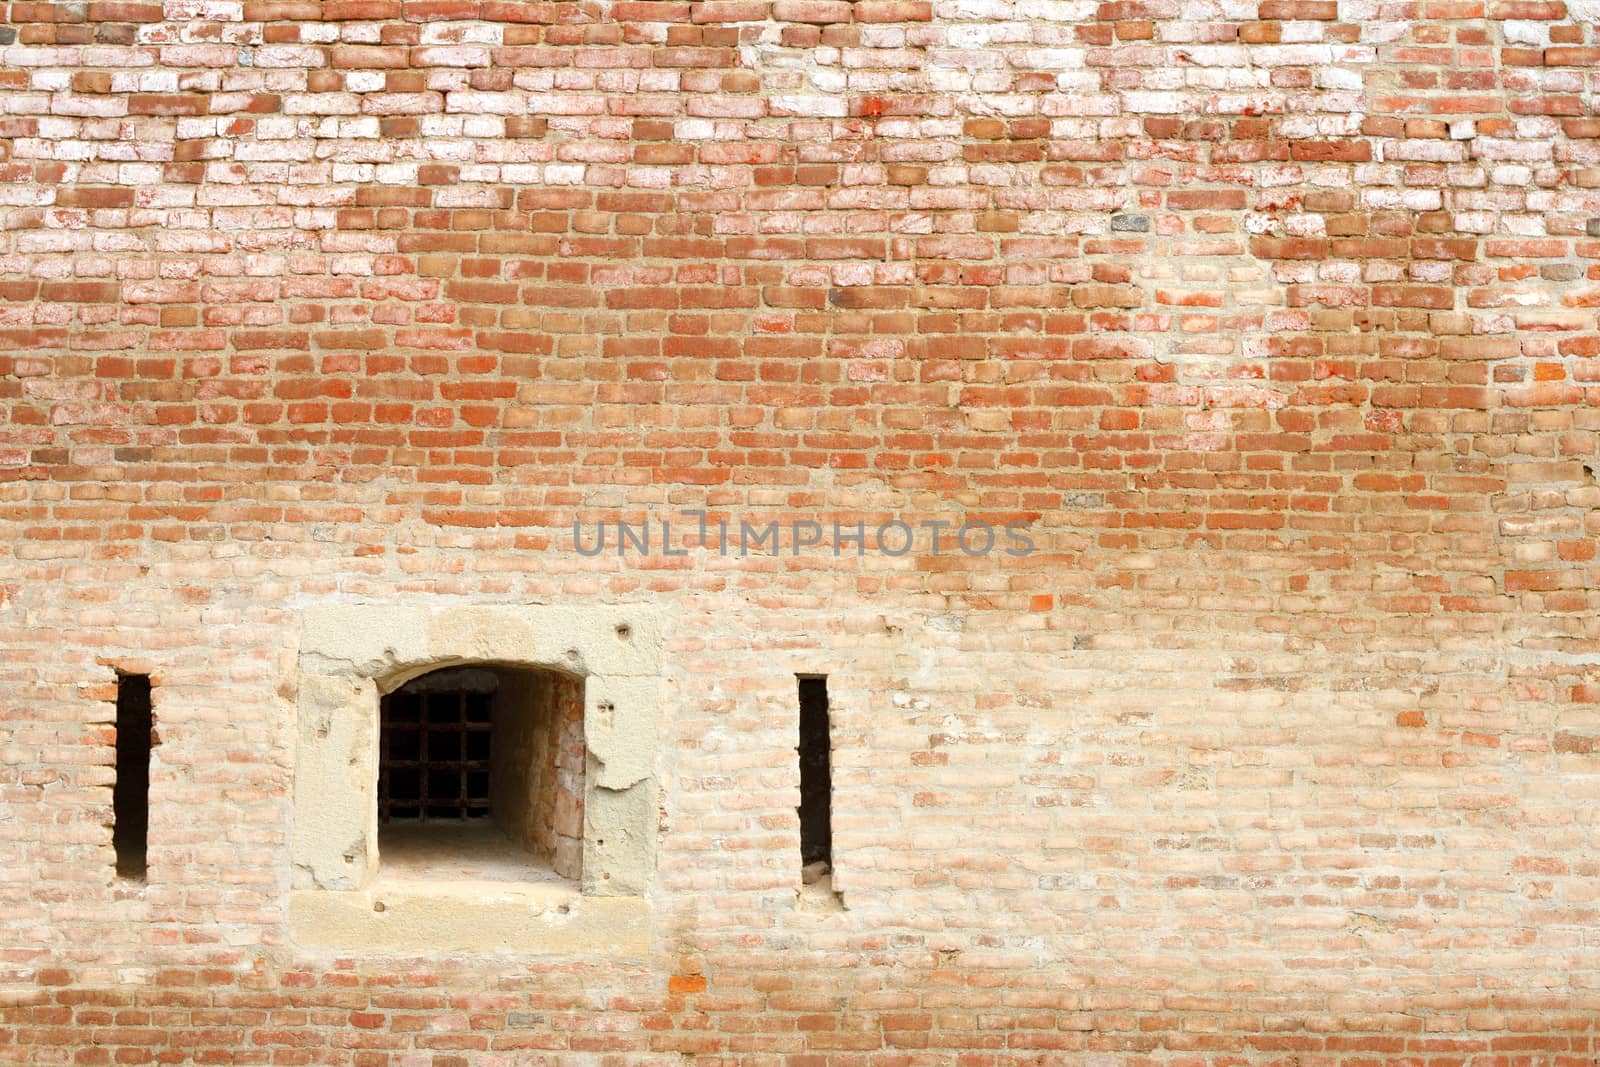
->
[2,0,1600,1060]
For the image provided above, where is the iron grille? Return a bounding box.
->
[378,686,494,822]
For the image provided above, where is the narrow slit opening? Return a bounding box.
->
[797,675,832,871]
[113,673,152,881]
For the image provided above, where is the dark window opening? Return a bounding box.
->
[797,675,832,869]
[378,674,494,823]
[378,665,585,882]
[113,673,152,880]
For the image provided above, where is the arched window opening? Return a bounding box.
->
[378,664,584,883]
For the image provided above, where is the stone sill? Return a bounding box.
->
[288,882,649,957]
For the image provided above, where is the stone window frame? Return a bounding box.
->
[288,603,659,955]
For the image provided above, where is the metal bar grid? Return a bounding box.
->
[378,687,493,823]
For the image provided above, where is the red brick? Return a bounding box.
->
[1257,0,1336,15]
[772,0,852,19]
[0,9,1596,1065]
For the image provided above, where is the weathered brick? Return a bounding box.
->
[0,7,1597,1065]
[772,0,852,20]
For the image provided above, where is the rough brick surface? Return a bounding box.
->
[2,0,1600,1060]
